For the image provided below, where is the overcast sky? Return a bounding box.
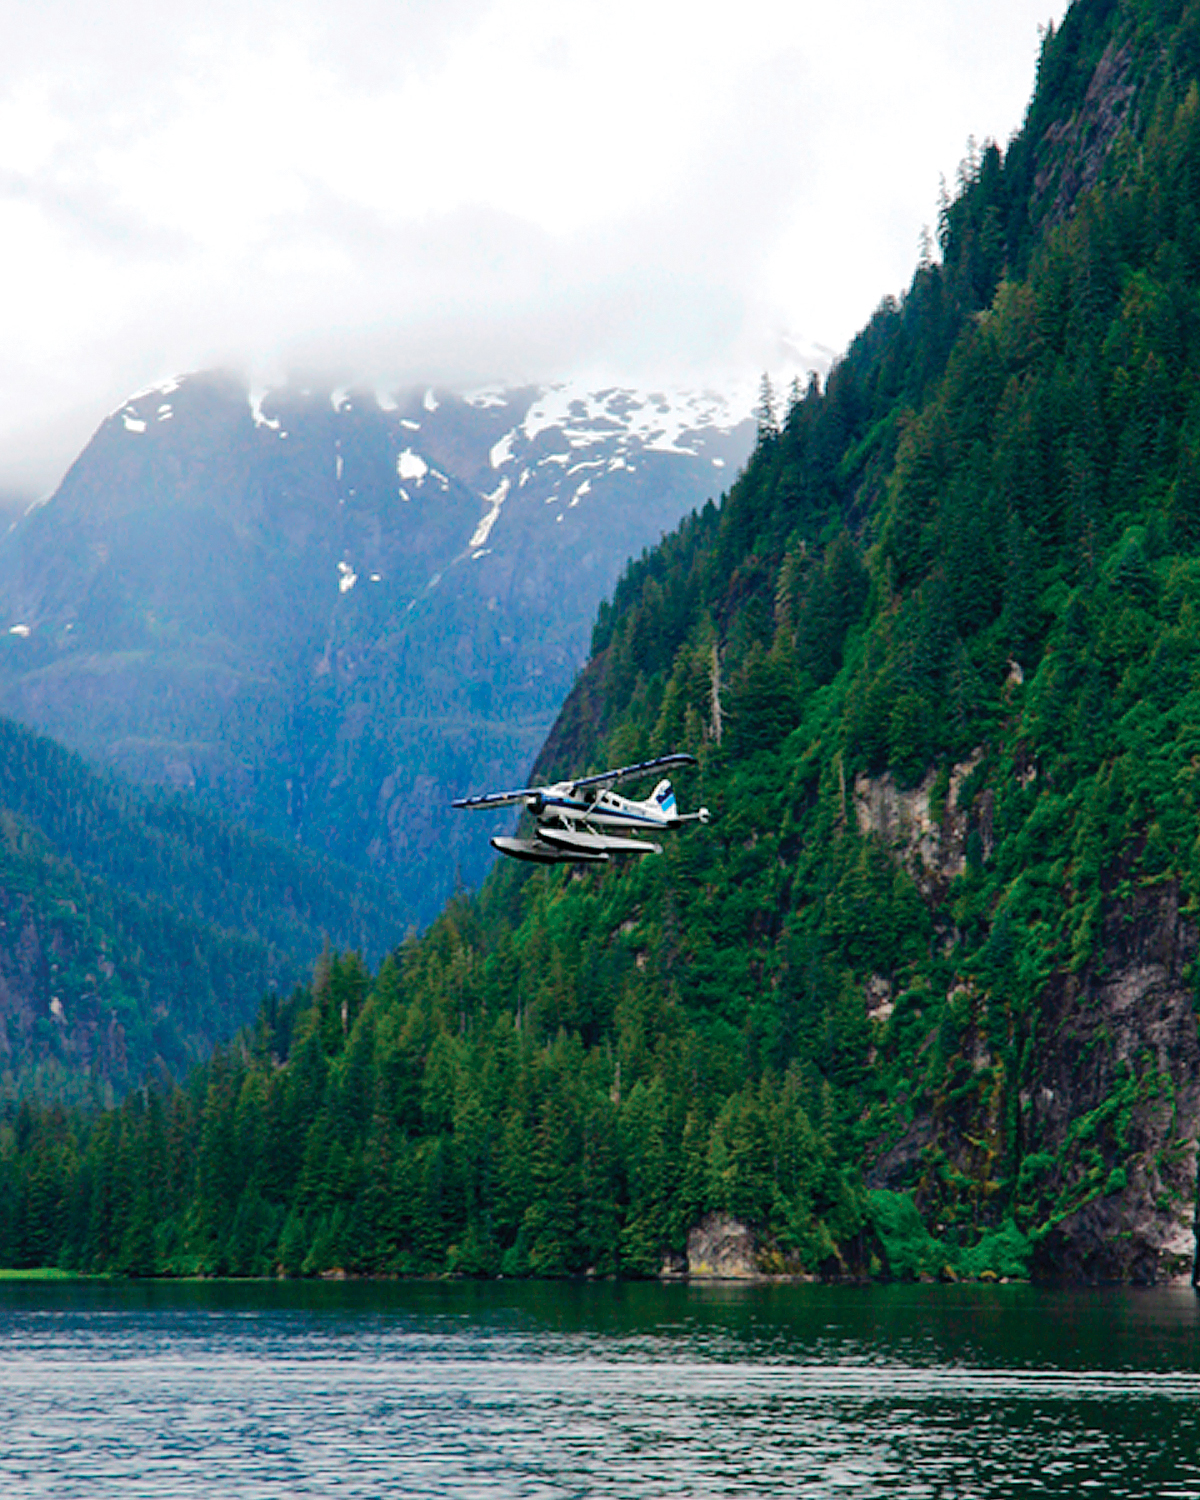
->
[0,0,1068,501]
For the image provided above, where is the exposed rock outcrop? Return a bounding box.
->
[853,749,983,899]
[1026,880,1200,1284]
[867,876,1200,1284]
[1035,40,1137,227]
[685,1213,757,1278]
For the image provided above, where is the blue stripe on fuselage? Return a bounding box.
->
[541,794,590,814]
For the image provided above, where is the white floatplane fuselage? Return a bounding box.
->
[453,755,710,866]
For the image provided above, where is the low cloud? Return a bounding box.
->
[0,0,1065,496]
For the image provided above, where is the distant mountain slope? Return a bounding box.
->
[0,714,401,1103]
[0,377,752,926]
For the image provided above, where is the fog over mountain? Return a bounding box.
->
[0,0,1065,499]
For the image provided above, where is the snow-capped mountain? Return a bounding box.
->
[0,372,753,926]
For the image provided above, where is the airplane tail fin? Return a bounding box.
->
[652,778,677,819]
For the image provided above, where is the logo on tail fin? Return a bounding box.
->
[653,779,677,818]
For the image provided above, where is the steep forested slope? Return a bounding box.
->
[0,716,401,1104]
[8,0,1200,1283]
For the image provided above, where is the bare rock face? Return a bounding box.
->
[853,750,982,899]
[1026,880,1200,1284]
[1035,40,1137,228]
[686,1213,757,1278]
[867,875,1200,1285]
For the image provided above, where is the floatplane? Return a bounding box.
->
[453,753,710,864]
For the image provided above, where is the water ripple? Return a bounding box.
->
[1,1287,1199,1498]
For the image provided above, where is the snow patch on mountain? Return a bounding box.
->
[470,477,511,552]
[106,371,752,554]
[124,377,182,405]
[518,382,737,451]
[249,388,281,431]
[509,380,753,465]
[465,387,508,409]
[397,449,428,483]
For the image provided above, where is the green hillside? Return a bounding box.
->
[7,0,1200,1282]
[0,715,403,1104]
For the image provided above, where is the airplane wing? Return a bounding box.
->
[452,753,697,810]
[451,786,545,810]
[570,752,698,792]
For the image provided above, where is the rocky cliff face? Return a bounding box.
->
[1036,39,1138,225]
[858,759,1200,1284]
[1026,880,1200,1284]
[852,749,983,899]
[684,1213,758,1279]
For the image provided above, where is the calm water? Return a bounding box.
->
[2,1279,1200,1498]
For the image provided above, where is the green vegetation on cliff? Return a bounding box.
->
[6,0,1200,1282]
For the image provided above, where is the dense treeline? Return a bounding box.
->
[0,716,403,1102]
[0,946,871,1277]
[6,0,1200,1279]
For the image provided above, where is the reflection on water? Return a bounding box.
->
[2,1281,1200,1497]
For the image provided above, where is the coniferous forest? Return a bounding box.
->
[9,0,1200,1282]
[0,715,401,1103]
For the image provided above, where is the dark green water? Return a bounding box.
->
[3,1279,1200,1497]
